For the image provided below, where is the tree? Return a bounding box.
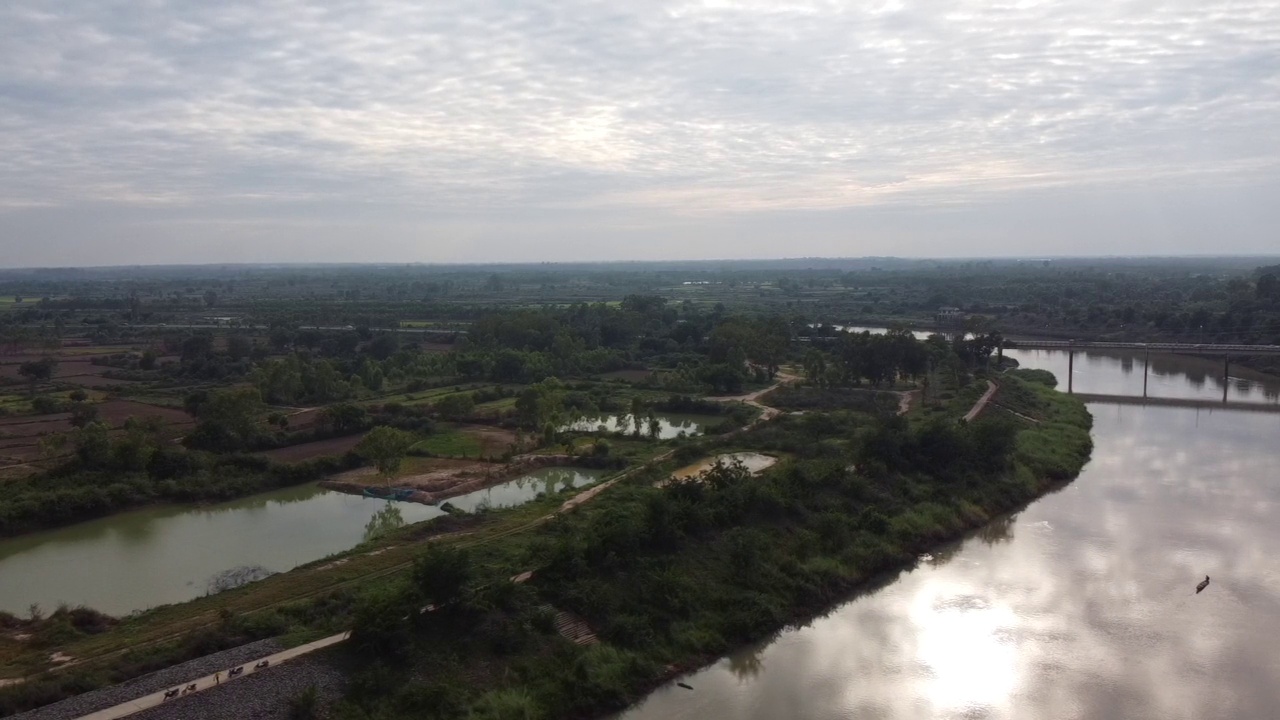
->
[319,402,370,433]
[1258,273,1279,300]
[69,402,99,429]
[366,334,399,361]
[226,334,253,361]
[203,290,218,307]
[647,413,662,439]
[630,396,645,438]
[514,378,564,430]
[355,426,416,486]
[802,349,827,386]
[18,357,56,396]
[411,546,472,608]
[434,393,475,419]
[188,387,266,451]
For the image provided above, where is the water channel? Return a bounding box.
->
[0,467,604,617]
[617,346,1280,720]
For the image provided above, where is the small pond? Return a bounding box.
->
[443,467,609,513]
[671,452,779,481]
[563,413,723,439]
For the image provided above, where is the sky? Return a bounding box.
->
[1,0,1278,267]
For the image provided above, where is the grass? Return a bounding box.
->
[323,382,1095,720]
[0,368,1094,718]
[411,427,485,458]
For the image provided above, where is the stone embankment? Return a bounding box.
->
[12,640,283,720]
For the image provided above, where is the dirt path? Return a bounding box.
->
[706,369,800,424]
[963,380,998,422]
[18,370,807,706]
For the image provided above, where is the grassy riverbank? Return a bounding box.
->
[327,372,1092,720]
[0,373,1090,719]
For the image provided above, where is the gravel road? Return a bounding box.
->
[131,653,346,720]
[11,639,284,720]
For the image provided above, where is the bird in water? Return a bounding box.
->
[1196,575,1210,594]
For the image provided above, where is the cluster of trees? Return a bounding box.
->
[0,439,360,538]
[801,329,928,387]
[337,373,1094,720]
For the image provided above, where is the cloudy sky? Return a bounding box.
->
[2,0,1278,266]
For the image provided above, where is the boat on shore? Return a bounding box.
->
[362,487,416,501]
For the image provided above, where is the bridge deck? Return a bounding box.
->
[1007,340,1280,356]
[1071,393,1280,413]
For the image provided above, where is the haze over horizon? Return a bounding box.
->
[3,1,1278,267]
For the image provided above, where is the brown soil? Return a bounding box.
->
[283,407,324,432]
[457,424,519,455]
[256,432,368,463]
[60,375,140,388]
[322,454,579,505]
[95,400,191,427]
[52,361,111,378]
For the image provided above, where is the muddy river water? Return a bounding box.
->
[617,347,1280,720]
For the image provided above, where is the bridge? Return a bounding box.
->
[1070,393,1280,414]
[1004,340,1280,357]
[1002,339,1280,398]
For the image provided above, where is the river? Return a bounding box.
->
[617,347,1280,720]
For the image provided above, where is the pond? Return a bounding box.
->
[442,466,609,513]
[0,484,446,617]
[563,413,723,439]
[670,452,779,481]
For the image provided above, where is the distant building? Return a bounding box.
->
[936,306,964,325]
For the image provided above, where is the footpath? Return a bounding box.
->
[65,374,807,719]
[963,380,998,422]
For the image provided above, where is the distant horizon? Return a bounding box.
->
[2,254,1279,274]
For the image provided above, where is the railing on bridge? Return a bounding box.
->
[1001,339,1280,399]
[1005,339,1280,356]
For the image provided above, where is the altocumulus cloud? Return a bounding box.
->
[1,0,1278,264]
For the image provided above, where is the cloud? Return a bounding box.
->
[0,0,1278,263]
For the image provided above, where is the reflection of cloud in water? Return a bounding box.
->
[618,396,1280,720]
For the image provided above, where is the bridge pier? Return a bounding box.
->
[1223,356,1230,403]
[1067,350,1074,393]
[1143,350,1149,398]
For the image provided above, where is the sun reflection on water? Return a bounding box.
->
[912,584,1019,717]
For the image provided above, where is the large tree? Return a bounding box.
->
[18,357,57,397]
[356,426,417,486]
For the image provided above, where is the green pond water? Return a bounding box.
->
[443,466,608,512]
[563,412,722,439]
[0,466,603,617]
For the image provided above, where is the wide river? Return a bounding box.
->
[618,347,1280,720]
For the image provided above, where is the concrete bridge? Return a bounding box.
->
[1070,393,1280,414]
[1002,339,1280,399]
[1004,339,1280,357]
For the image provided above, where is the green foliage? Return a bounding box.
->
[328,379,1089,720]
[356,426,417,480]
[186,387,267,452]
[411,428,482,458]
[288,685,321,720]
[433,392,476,419]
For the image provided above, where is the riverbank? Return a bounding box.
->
[329,371,1093,719]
